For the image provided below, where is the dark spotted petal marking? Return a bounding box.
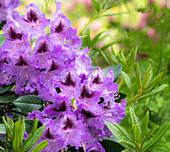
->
[55,21,64,33]
[45,128,54,139]
[49,60,58,71]
[92,75,101,84]
[61,72,75,87]
[27,9,38,22]
[81,109,97,118]
[63,116,74,130]
[15,56,28,66]
[37,41,48,53]
[9,27,22,40]
[81,85,93,99]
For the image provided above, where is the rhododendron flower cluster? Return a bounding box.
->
[0,0,126,151]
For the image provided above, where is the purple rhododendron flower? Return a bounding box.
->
[0,0,126,151]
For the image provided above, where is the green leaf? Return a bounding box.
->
[13,118,22,152]
[13,95,43,112]
[24,118,39,145]
[0,84,14,94]
[106,0,123,10]
[0,34,5,46]
[99,49,111,65]
[0,124,6,134]
[121,71,132,90]
[30,140,48,152]
[0,94,18,104]
[100,136,124,152]
[119,140,136,151]
[102,12,127,17]
[142,125,159,144]
[23,125,45,152]
[91,0,100,12]
[96,41,120,51]
[105,121,133,142]
[102,0,108,10]
[143,123,170,151]
[138,84,168,100]
[136,62,141,88]
[7,117,14,132]
[142,72,163,94]
[129,107,141,142]
[2,116,13,141]
[103,65,122,82]
[142,65,152,89]
[140,111,149,141]
[21,117,26,143]
[109,54,119,64]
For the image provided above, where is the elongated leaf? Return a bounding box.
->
[119,140,136,151]
[2,116,13,141]
[142,72,163,94]
[142,125,159,144]
[30,140,48,152]
[21,117,26,143]
[138,84,168,100]
[102,12,127,17]
[102,0,108,10]
[91,0,100,12]
[99,49,110,65]
[24,118,39,145]
[23,125,45,152]
[136,62,141,88]
[121,71,131,90]
[96,41,120,52]
[109,54,118,64]
[106,0,123,10]
[13,119,22,152]
[0,94,18,103]
[142,65,152,89]
[140,111,149,141]
[105,121,133,142]
[103,65,122,82]
[0,84,14,94]
[91,31,104,47]
[143,123,170,151]
[13,95,43,112]
[129,107,141,142]
[0,124,6,134]
[7,117,14,133]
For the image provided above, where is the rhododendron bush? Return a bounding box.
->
[0,0,169,152]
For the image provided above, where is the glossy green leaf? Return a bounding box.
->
[129,107,141,142]
[121,71,131,90]
[0,124,6,134]
[138,84,168,100]
[103,65,122,82]
[30,140,48,152]
[24,118,39,145]
[140,111,149,141]
[105,121,133,142]
[136,62,141,88]
[23,125,45,152]
[91,0,100,12]
[106,0,123,10]
[142,125,159,144]
[0,84,14,94]
[142,65,152,89]
[13,95,43,112]
[0,94,18,104]
[119,140,136,151]
[142,72,163,94]
[2,116,13,141]
[143,122,170,151]
[13,119,22,152]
